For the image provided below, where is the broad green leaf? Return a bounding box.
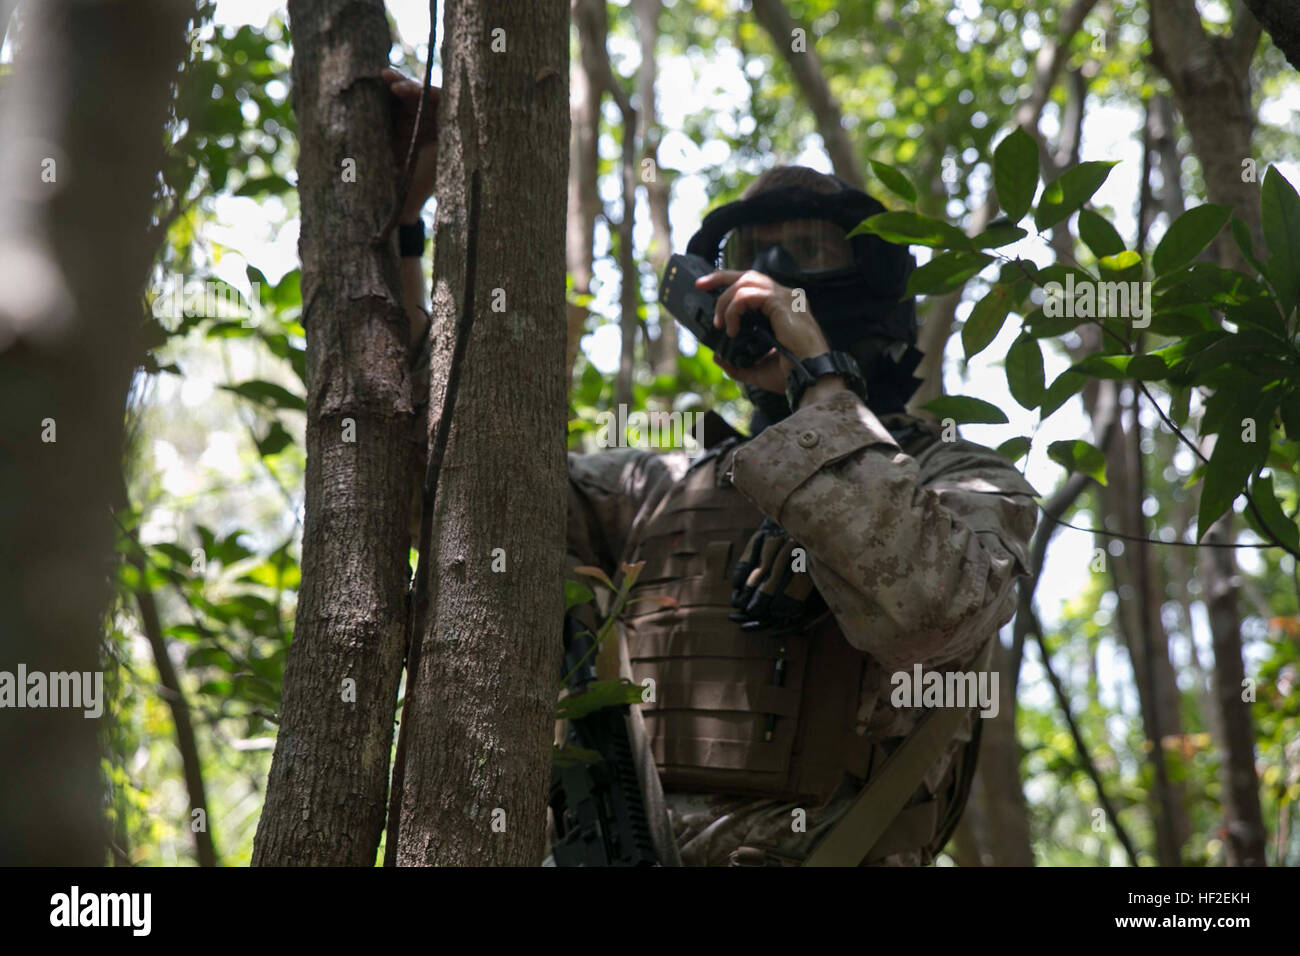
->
[1152,203,1231,276]
[1040,369,1086,418]
[870,159,917,204]
[1197,394,1277,540]
[962,286,1013,359]
[1098,250,1141,272]
[997,436,1031,463]
[993,127,1038,221]
[1282,389,1300,442]
[257,420,294,457]
[1006,335,1045,409]
[556,678,645,721]
[221,379,306,412]
[1245,473,1300,556]
[972,224,1028,249]
[1077,208,1126,259]
[564,579,595,612]
[906,251,993,296]
[1229,217,1268,277]
[1033,162,1117,231]
[1262,166,1300,318]
[922,395,1009,424]
[851,211,973,250]
[1047,439,1108,486]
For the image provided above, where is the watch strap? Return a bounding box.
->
[786,351,866,410]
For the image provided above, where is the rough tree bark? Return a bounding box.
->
[0,0,187,865]
[1240,0,1300,71]
[253,0,415,866]
[394,0,569,866]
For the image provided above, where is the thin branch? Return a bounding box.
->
[1025,605,1142,866]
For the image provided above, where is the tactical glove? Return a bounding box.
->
[729,517,820,630]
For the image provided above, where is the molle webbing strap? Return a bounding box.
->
[803,635,996,867]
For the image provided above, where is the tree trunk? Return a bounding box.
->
[0,0,186,866]
[637,0,677,377]
[566,0,601,385]
[1149,2,1268,865]
[1240,0,1299,70]
[253,0,415,866]
[1149,0,1263,257]
[394,0,569,866]
[749,0,864,187]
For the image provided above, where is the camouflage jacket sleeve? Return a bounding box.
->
[728,387,1039,670]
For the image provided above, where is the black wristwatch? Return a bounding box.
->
[785,351,867,411]
[398,219,427,257]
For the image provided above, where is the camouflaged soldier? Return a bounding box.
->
[564,165,1039,866]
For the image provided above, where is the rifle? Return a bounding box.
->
[548,614,658,867]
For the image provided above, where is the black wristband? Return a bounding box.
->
[398,219,426,257]
[785,351,867,411]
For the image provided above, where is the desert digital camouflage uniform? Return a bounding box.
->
[567,386,1039,866]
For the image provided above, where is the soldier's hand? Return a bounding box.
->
[695,269,830,394]
[382,68,440,219]
[730,518,820,630]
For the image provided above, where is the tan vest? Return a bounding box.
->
[620,417,942,802]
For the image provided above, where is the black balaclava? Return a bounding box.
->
[687,175,925,433]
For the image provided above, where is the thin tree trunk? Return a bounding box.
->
[395,0,569,867]
[0,0,187,866]
[637,0,677,377]
[1150,0,1263,256]
[116,469,219,868]
[253,0,414,866]
[1149,3,1268,864]
[749,0,864,187]
[566,0,601,385]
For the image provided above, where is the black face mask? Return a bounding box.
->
[687,179,925,431]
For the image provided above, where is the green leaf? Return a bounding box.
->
[1196,394,1277,540]
[923,395,1009,425]
[564,579,595,613]
[905,251,993,296]
[256,420,294,456]
[996,436,1031,463]
[1261,166,1300,318]
[993,127,1038,221]
[962,286,1013,359]
[1229,217,1268,278]
[1245,473,1300,555]
[221,380,306,412]
[1152,203,1232,276]
[1282,388,1300,442]
[556,678,645,721]
[972,224,1028,249]
[1077,208,1126,259]
[870,159,917,204]
[1047,439,1108,486]
[1098,250,1141,272]
[851,212,972,250]
[1040,369,1086,418]
[1006,335,1045,409]
[1033,162,1117,231]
